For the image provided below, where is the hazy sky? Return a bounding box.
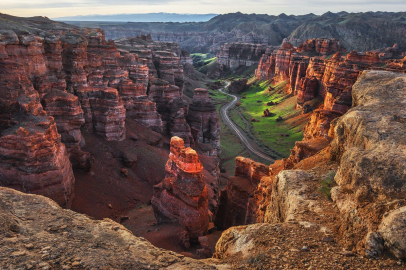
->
[0,0,405,18]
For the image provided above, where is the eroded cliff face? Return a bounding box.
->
[0,17,215,208]
[187,88,220,156]
[0,59,75,207]
[215,71,406,265]
[255,39,406,168]
[330,71,406,259]
[215,157,269,230]
[216,42,268,70]
[152,137,210,244]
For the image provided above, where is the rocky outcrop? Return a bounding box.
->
[0,187,227,269]
[41,90,91,169]
[0,20,177,206]
[216,43,268,70]
[296,38,347,55]
[77,86,126,141]
[0,115,75,207]
[255,51,276,80]
[213,71,406,263]
[0,59,75,207]
[330,71,406,259]
[228,79,248,94]
[115,37,185,90]
[215,157,269,230]
[149,78,193,146]
[274,42,296,83]
[187,88,220,156]
[152,137,209,242]
[118,79,164,133]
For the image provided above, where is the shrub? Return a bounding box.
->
[319,171,337,200]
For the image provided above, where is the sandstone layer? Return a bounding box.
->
[216,43,268,70]
[187,88,220,156]
[0,15,205,206]
[215,157,269,230]
[152,137,210,243]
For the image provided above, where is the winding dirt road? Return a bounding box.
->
[219,83,275,162]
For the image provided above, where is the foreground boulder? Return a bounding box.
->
[0,187,227,269]
[152,137,209,243]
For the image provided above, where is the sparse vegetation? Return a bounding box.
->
[191,53,217,72]
[319,171,337,200]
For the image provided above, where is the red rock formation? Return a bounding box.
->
[115,37,185,91]
[0,115,75,207]
[255,39,406,167]
[288,55,309,94]
[77,86,126,141]
[41,90,91,170]
[217,42,268,70]
[296,38,346,55]
[149,78,193,146]
[152,137,209,241]
[153,50,185,93]
[0,60,75,206]
[255,49,277,80]
[187,88,220,156]
[274,42,295,83]
[215,157,269,229]
[296,77,319,107]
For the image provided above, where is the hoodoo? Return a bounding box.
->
[152,136,210,244]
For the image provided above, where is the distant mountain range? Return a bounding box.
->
[54,13,218,22]
[66,11,406,53]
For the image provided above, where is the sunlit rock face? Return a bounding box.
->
[0,60,75,207]
[41,90,91,170]
[152,136,209,242]
[187,88,220,156]
[296,38,347,55]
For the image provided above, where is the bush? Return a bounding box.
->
[319,171,337,200]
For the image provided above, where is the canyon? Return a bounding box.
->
[3,70,406,269]
[0,14,222,255]
[2,11,406,270]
